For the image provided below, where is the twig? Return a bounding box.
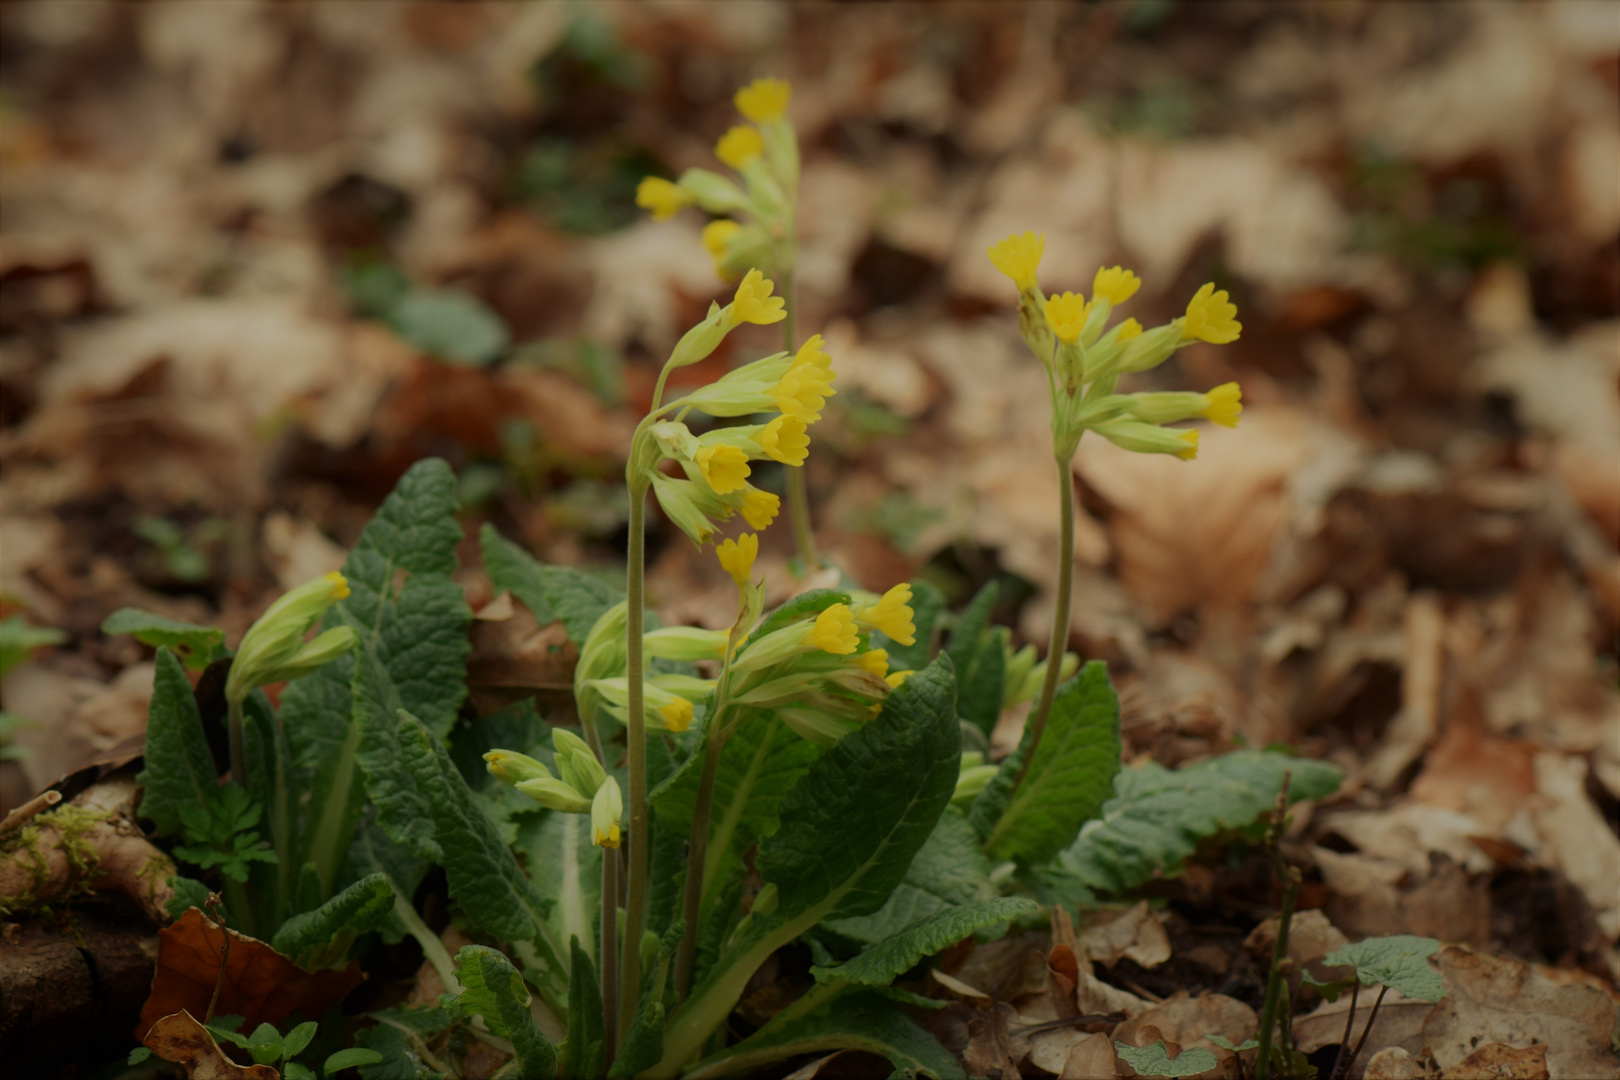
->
[1253,772,1296,1080]
[203,893,231,1024]
[1328,981,1360,1080]
[1340,985,1388,1080]
[0,788,61,834]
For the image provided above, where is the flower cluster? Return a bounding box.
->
[988,232,1244,460]
[636,77,799,283]
[486,730,624,849]
[630,278,835,546]
[225,571,357,704]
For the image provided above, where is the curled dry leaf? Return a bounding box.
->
[1112,992,1256,1080]
[136,907,364,1041]
[1527,753,1620,941]
[1439,1042,1550,1080]
[1076,901,1172,970]
[1059,1032,1122,1080]
[142,1011,279,1080]
[1363,1047,1421,1080]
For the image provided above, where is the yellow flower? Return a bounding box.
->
[716,533,759,586]
[592,778,623,849]
[1176,429,1199,460]
[696,444,751,494]
[855,649,889,678]
[702,219,741,261]
[987,231,1044,292]
[1043,292,1089,344]
[1201,382,1242,428]
[716,125,765,169]
[658,697,694,734]
[856,583,916,646]
[636,176,693,221]
[1116,318,1143,341]
[1092,266,1142,306]
[886,670,913,689]
[728,268,787,326]
[773,339,836,421]
[757,415,809,466]
[1181,283,1242,344]
[740,487,780,530]
[807,603,859,655]
[736,77,791,122]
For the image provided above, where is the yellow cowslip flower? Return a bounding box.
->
[987,231,1044,292]
[716,533,759,586]
[756,414,809,466]
[806,603,859,655]
[592,777,623,849]
[636,176,693,221]
[716,125,765,169]
[1176,429,1199,459]
[702,218,741,262]
[658,697,694,734]
[740,487,780,530]
[696,444,751,495]
[855,649,889,678]
[855,583,916,646]
[1044,292,1089,344]
[1116,317,1143,341]
[728,268,787,326]
[1181,283,1242,344]
[773,351,835,422]
[1092,266,1142,305]
[1201,382,1242,428]
[886,670,913,689]
[736,77,791,122]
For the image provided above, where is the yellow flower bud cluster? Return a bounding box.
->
[225,572,358,704]
[635,78,800,284]
[986,231,1245,461]
[485,731,625,849]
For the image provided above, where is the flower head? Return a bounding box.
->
[1044,292,1089,344]
[1092,266,1142,306]
[740,487,780,530]
[855,649,889,678]
[1116,318,1143,341]
[636,176,693,221]
[987,231,1044,292]
[855,583,916,646]
[592,777,623,848]
[1201,382,1242,428]
[1181,283,1242,344]
[696,444,751,495]
[736,78,791,122]
[806,603,860,655]
[728,269,787,326]
[658,697,694,734]
[757,414,809,466]
[225,571,356,703]
[484,749,551,787]
[716,125,766,169]
[702,218,741,262]
[716,533,759,586]
[773,338,836,420]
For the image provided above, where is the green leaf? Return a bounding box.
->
[683,991,964,1080]
[943,583,995,675]
[978,661,1122,865]
[165,875,211,919]
[875,580,944,672]
[324,1047,387,1074]
[271,872,395,969]
[351,1024,428,1079]
[1322,935,1444,1002]
[825,807,996,944]
[450,945,557,1080]
[512,810,600,977]
[479,523,620,645]
[136,649,218,836]
[282,1021,318,1059]
[1115,1040,1218,1078]
[817,897,1037,987]
[101,609,224,671]
[564,937,605,1080]
[352,640,440,860]
[1048,751,1343,903]
[390,289,509,367]
[449,697,548,790]
[1206,1035,1259,1052]
[338,823,430,943]
[0,615,67,680]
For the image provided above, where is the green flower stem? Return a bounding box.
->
[780,266,819,570]
[620,480,649,1043]
[304,720,363,899]
[1011,451,1076,794]
[601,842,620,1061]
[223,875,257,939]
[270,724,294,926]
[227,699,247,790]
[1254,774,1298,1080]
[392,891,460,995]
[672,718,725,1000]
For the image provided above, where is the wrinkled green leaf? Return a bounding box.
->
[451,945,557,1080]
[1206,1035,1259,1051]
[957,625,1006,737]
[512,810,600,976]
[1322,935,1444,1002]
[564,937,605,1080]
[943,582,996,731]
[353,1023,430,1079]
[825,807,996,944]
[977,661,1121,864]
[1115,1040,1218,1078]
[480,523,619,645]
[100,609,223,671]
[390,289,509,367]
[817,897,1037,986]
[165,875,211,919]
[1049,751,1343,903]
[136,649,217,836]
[271,872,394,969]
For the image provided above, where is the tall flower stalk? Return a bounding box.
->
[986,234,1245,788]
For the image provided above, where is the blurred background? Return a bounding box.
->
[2,0,1618,952]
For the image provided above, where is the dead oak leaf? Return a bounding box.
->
[143,1011,278,1079]
[1440,1042,1550,1080]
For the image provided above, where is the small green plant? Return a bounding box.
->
[1,613,66,760]
[133,514,226,582]
[342,259,509,366]
[133,1016,382,1078]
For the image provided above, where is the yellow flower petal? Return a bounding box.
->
[1201,382,1242,428]
[1092,266,1142,305]
[715,125,765,170]
[635,176,692,221]
[702,219,741,260]
[987,231,1044,292]
[757,415,809,466]
[728,268,787,326]
[806,604,859,655]
[1116,317,1143,341]
[716,533,759,586]
[658,697,694,734]
[696,444,751,495]
[855,649,889,678]
[735,77,791,122]
[1181,283,1242,344]
[1176,429,1200,460]
[856,584,916,646]
[1043,292,1089,344]
[740,488,780,530]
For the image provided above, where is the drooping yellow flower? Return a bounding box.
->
[1116,318,1143,341]
[696,444,751,494]
[1092,266,1142,306]
[856,584,916,646]
[702,219,741,262]
[658,697,694,734]
[773,339,836,420]
[716,533,759,586]
[757,415,809,466]
[1201,382,1242,428]
[886,670,913,689]
[728,268,787,326]
[987,231,1044,292]
[636,176,693,221]
[1176,429,1200,460]
[1181,283,1242,344]
[735,77,791,122]
[740,487,780,530]
[807,603,859,655]
[1044,292,1089,344]
[855,649,889,678]
[716,125,766,170]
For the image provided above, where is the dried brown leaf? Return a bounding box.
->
[142,1011,278,1080]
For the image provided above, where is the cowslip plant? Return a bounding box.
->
[636,77,823,567]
